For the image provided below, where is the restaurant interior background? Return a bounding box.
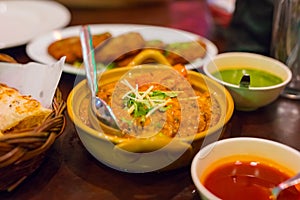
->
[1,0,300,199]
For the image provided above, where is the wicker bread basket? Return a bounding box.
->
[0,54,66,191]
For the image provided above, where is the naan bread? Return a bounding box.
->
[0,83,52,134]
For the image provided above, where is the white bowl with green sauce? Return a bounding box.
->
[203,52,292,111]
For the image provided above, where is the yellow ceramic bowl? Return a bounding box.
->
[67,64,234,172]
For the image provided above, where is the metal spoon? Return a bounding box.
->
[231,172,300,199]
[270,172,300,199]
[239,74,250,88]
[79,25,120,130]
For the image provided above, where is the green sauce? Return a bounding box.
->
[212,69,283,87]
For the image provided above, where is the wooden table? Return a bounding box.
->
[1,1,299,199]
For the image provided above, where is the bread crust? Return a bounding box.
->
[0,83,52,134]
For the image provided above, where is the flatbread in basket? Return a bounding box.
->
[0,83,52,134]
[0,55,66,192]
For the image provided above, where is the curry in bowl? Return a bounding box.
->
[95,65,221,139]
[68,64,234,172]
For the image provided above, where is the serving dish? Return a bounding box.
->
[0,0,70,49]
[0,89,66,191]
[0,55,66,191]
[26,24,218,75]
[203,52,292,111]
[191,137,300,200]
[67,64,234,173]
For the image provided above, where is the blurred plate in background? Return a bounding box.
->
[26,24,218,75]
[0,0,70,49]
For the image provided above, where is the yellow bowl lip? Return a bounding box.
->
[67,66,234,144]
[203,52,292,91]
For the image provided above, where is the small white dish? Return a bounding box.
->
[0,0,70,49]
[203,52,292,111]
[191,137,300,200]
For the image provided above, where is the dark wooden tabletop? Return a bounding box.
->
[1,0,299,199]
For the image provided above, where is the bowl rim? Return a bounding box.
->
[67,66,234,144]
[190,137,300,200]
[203,52,292,90]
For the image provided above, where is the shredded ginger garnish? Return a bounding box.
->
[120,79,177,119]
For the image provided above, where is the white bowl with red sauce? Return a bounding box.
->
[191,137,300,200]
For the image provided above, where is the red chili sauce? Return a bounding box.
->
[202,157,300,200]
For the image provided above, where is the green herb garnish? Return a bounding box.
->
[121,79,178,120]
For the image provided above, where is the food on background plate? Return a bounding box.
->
[165,40,207,65]
[94,32,145,64]
[0,54,17,63]
[144,39,166,50]
[47,32,112,64]
[47,31,207,69]
[0,83,52,135]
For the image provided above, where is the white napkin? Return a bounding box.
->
[0,57,65,108]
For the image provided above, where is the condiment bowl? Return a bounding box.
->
[191,137,300,200]
[203,52,292,111]
[67,64,234,173]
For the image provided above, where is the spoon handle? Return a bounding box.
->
[239,74,250,88]
[278,172,300,190]
[271,172,300,198]
[80,25,98,97]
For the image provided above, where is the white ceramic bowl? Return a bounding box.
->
[203,52,292,111]
[191,137,300,200]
